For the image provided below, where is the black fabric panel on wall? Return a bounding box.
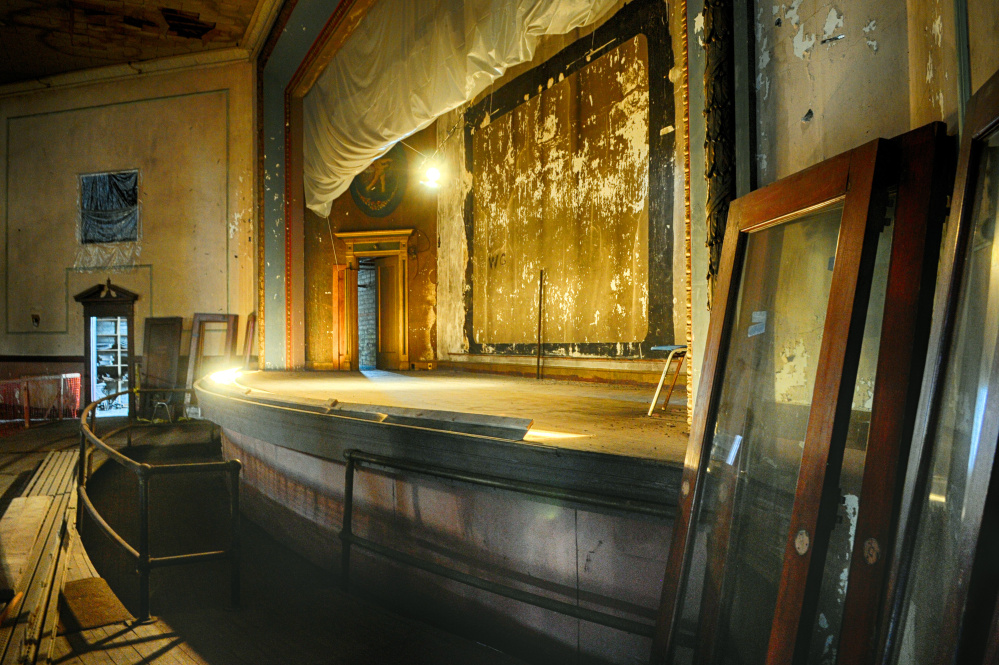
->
[80,170,138,244]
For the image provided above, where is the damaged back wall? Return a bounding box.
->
[685,0,999,407]
[435,0,689,380]
[0,61,257,375]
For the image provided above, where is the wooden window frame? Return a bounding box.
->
[653,124,950,664]
[878,69,999,665]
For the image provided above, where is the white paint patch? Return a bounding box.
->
[786,0,803,27]
[757,152,768,175]
[693,11,705,46]
[931,15,943,46]
[758,36,771,69]
[772,4,780,16]
[863,20,878,52]
[774,339,810,402]
[926,54,934,84]
[659,125,675,136]
[822,8,844,38]
[793,25,816,58]
[840,494,860,597]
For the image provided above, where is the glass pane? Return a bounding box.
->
[674,202,844,665]
[894,130,999,664]
[807,209,895,663]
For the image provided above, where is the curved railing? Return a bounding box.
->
[77,389,241,620]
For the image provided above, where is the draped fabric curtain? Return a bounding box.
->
[80,170,139,244]
[303,0,619,217]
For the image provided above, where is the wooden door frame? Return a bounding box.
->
[335,229,413,371]
[652,140,895,663]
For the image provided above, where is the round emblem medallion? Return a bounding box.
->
[350,142,408,218]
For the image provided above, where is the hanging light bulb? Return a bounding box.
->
[421,165,441,188]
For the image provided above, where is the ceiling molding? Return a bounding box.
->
[0,47,252,99]
[241,0,288,59]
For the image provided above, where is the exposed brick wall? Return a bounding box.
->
[357,266,377,369]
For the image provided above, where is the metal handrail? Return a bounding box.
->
[78,389,241,621]
[340,449,671,638]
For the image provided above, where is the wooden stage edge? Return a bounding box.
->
[196,370,687,505]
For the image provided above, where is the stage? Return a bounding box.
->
[195,368,685,662]
[232,369,690,462]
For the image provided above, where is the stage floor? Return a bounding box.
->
[236,370,689,462]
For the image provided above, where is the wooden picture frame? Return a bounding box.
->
[142,317,183,390]
[653,123,951,664]
[242,312,257,369]
[878,68,999,665]
[185,313,239,394]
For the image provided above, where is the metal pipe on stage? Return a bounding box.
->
[536,269,544,380]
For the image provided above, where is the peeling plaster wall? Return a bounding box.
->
[688,0,709,411]
[907,0,959,129]
[0,61,256,362]
[472,37,650,346]
[754,0,909,185]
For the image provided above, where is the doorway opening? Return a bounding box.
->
[91,316,130,417]
[336,229,412,371]
[357,259,377,370]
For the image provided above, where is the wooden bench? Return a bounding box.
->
[0,450,78,664]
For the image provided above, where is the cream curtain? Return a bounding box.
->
[302,0,619,217]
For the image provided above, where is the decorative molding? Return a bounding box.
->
[677,0,693,426]
[0,355,84,363]
[0,47,251,99]
[702,0,736,308]
[241,0,287,59]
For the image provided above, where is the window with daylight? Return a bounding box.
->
[80,170,139,244]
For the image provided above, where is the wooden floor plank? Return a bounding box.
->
[0,496,53,594]
[37,528,74,665]
[23,454,55,497]
[125,622,194,665]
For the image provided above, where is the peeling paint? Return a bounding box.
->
[931,15,943,47]
[822,8,843,39]
[693,11,704,46]
[758,36,771,69]
[792,24,816,58]
[862,19,878,52]
[774,338,811,403]
[785,0,803,27]
[472,37,650,345]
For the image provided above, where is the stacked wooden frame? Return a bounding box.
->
[652,122,952,664]
[877,68,999,665]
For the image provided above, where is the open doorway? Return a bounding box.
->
[335,229,412,371]
[357,259,377,370]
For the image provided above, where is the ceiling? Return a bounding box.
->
[0,0,272,85]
